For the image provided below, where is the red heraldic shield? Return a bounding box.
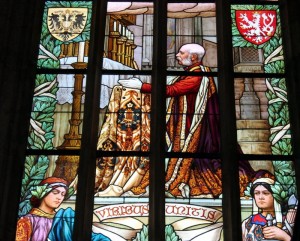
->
[235,10,277,45]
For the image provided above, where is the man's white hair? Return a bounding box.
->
[181,43,206,60]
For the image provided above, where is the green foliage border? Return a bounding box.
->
[132,224,182,241]
[232,5,297,207]
[19,1,92,216]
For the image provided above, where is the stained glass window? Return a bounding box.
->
[13,1,298,241]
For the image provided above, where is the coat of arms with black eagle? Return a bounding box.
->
[47,8,88,41]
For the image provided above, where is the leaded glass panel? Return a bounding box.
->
[235,77,292,155]
[15,155,78,240]
[240,160,297,241]
[28,74,86,150]
[102,2,154,70]
[38,1,92,69]
[232,5,284,74]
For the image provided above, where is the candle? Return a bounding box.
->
[113,20,117,31]
[78,41,85,62]
[118,23,122,33]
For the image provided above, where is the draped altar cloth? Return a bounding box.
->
[95,86,151,196]
[95,70,255,197]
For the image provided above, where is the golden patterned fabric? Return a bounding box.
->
[95,86,151,195]
[16,217,32,241]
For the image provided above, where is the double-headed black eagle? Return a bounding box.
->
[48,9,86,40]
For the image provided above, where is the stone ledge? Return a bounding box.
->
[236,119,270,129]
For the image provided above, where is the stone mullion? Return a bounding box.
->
[149,0,167,241]
[216,0,243,241]
[72,1,108,240]
[281,1,300,241]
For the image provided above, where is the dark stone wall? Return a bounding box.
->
[284,2,300,241]
[0,1,43,240]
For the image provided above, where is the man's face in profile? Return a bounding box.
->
[176,46,192,66]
